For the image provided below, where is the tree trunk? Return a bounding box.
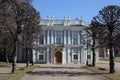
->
[92,38,96,67]
[4,38,9,63]
[6,52,9,63]
[12,41,17,73]
[26,47,29,67]
[92,48,96,67]
[109,46,115,73]
[30,48,34,65]
[5,45,9,63]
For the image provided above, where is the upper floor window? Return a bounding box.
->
[56,34,62,44]
[56,30,62,44]
[72,34,78,44]
[73,30,78,34]
[56,30,61,33]
[39,34,44,44]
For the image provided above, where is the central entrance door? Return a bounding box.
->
[55,51,62,64]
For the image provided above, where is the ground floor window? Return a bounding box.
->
[74,54,78,59]
[39,55,44,60]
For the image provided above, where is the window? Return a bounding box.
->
[74,55,78,59]
[56,30,62,44]
[56,34,61,44]
[73,34,78,44]
[39,34,44,44]
[39,55,44,60]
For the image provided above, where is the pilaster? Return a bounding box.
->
[68,47,71,63]
[51,30,54,44]
[44,31,46,44]
[78,50,81,64]
[68,30,71,44]
[47,30,50,44]
[47,47,50,64]
[78,31,80,44]
[62,48,66,64]
[64,30,66,44]
[81,48,85,64]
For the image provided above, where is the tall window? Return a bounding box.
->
[39,34,44,44]
[72,31,78,44]
[56,30,62,44]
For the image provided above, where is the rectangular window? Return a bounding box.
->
[39,34,44,44]
[39,55,44,60]
[56,34,61,44]
[56,30,62,44]
[74,55,78,59]
[73,34,78,44]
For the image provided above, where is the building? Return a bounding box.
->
[18,16,99,64]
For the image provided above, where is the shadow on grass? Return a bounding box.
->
[37,66,81,70]
[27,70,106,77]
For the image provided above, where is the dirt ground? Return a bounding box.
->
[21,64,110,80]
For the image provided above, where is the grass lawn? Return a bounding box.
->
[82,66,120,80]
[0,62,37,80]
[0,62,10,67]
[99,57,120,62]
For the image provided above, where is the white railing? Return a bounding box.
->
[40,19,87,26]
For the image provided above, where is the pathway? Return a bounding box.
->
[21,64,110,80]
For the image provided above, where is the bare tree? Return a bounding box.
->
[20,3,40,67]
[93,5,120,73]
[0,0,40,73]
[85,21,100,67]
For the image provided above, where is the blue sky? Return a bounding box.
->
[32,0,120,23]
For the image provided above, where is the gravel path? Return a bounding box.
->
[21,64,110,80]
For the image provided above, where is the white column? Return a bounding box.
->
[68,47,71,63]
[78,50,81,64]
[55,30,56,44]
[47,30,50,44]
[81,48,85,64]
[78,31,80,44]
[32,49,36,63]
[68,30,71,44]
[44,31,46,44]
[36,50,39,63]
[62,48,66,64]
[47,48,50,64]
[51,30,54,44]
[64,30,66,44]
[51,48,54,64]
[96,49,99,62]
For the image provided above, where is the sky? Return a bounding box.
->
[32,0,120,23]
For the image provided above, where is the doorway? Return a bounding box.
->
[55,51,62,64]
